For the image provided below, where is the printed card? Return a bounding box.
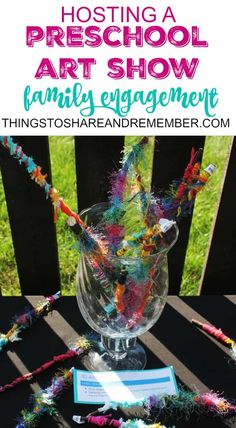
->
[73,367,178,405]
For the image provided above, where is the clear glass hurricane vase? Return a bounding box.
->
[76,203,178,370]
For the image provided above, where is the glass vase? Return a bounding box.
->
[76,203,178,370]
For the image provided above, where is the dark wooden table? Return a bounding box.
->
[0,296,235,428]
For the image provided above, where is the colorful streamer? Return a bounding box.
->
[192,319,236,361]
[0,292,60,352]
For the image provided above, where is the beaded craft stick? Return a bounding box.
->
[73,414,168,428]
[192,319,236,362]
[0,292,60,352]
[16,368,73,428]
[0,334,96,393]
[0,136,107,255]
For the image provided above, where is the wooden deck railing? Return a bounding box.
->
[0,136,235,295]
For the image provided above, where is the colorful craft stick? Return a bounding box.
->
[104,136,150,225]
[159,148,215,220]
[188,164,216,201]
[73,415,167,428]
[16,369,73,428]
[97,388,236,416]
[192,319,236,361]
[0,136,106,254]
[0,292,60,352]
[192,319,235,347]
[0,334,95,393]
[16,373,236,427]
[1,137,216,341]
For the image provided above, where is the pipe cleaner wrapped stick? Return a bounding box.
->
[16,369,73,428]
[0,292,60,352]
[192,319,236,362]
[0,333,97,393]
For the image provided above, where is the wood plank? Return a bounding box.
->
[0,137,60,295]
[200,137,236,294]
[152,136,206,295]
[74,136,125,211]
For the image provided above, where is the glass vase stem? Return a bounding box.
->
[101,336,137,360]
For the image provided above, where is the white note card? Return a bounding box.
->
[73,366,178,405]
